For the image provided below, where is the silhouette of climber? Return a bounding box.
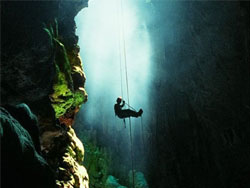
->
[114,97,143,119]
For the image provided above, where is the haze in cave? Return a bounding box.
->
[75,0,151,125]
[74,0,250,187]
[75,1,152,185]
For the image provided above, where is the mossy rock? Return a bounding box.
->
[50,69,74,118]
[50,42,87,119]
[78,132,110,188]
[105,175,127,188]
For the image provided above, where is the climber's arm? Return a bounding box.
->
[120,100,125,108]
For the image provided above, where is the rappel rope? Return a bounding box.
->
[126,102,145,153]
[116,0,126,128]
[141,116,145,153]
[118,0,135,187]
[117,0,146,186]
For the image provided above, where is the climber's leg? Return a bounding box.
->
[119,109,142,118]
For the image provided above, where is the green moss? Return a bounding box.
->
[50,68,74,118]
[73,90,86,107]
[51,73,87,118]
[44,19,72,85]
[43,19,58,49]
[86,147,109,188]
[50,72,87,118]
[54,38,73,88]
[48,34,86,118]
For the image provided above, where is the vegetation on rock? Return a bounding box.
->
[41,9,89,188]
[1,1,89,188]
[77,130,111,188]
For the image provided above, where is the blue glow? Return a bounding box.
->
[75,0,151,128]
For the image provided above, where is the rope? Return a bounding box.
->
[121,2,130,106]
[125,102,136,111]
[116,0,126,129]
[117,0,123,98]
[125,102,145,150]
[140,116,145,153]
[126,102,145,154]
[120,0,135,187]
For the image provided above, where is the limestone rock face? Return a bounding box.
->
[42,127,89,188]
[1,0,88,105]
[1,1,89,188]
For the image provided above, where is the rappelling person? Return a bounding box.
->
[114,97,143,119]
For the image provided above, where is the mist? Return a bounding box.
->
[74,0,157,182]
[75,0,152,135]
[74,0,183,181]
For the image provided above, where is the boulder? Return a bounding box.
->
[129,171,149,188]
[0,107,55,188]
[105,175,127,188]
[3,103,41,153]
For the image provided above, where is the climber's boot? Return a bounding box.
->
[138,109,143,117]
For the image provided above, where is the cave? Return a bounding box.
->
[1,1,250,188]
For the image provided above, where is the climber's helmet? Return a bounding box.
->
[116,97,122,104]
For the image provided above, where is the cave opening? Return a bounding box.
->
[75,0,152,186]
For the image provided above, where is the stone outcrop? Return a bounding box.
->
[1,0,88,105]
[41,127,89,188]
[1,1,89,187]
[146,2,250,188]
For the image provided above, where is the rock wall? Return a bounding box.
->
[1,106,55,188]
[146,1,250,188]
[1,1,89,187]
